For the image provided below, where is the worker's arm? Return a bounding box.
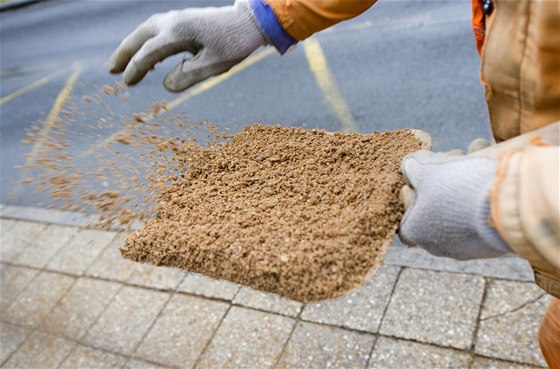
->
[399,135,560,270]
[490,145,560,294]
[108,0,375,92]
[263,0,377,41]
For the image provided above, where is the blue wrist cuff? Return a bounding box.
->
[249,0,297,54]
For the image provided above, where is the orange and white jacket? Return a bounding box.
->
[261,0,560,297]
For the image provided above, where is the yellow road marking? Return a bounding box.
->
[303,39,357,133]
[0,68,66,106]
[26,64,82,167]
[85,46,276,155]
[166,47,275,112]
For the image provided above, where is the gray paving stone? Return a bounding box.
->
[301,266,400,332]
[0,221,46,263]
[127,263,186,291]
[368,336,470,369]
[480,280,546,319]
[46,229,117,275]
[178,273,240,300]
[0,322,29,364]
[472,357,542,369]
[124,359,173,369]
[82,285,170,355]
[59,344,128,369]
[0,219,16,238]
[135,294,229,369]
[385,245,533,281]
[380,268,484,350]
[0,264,39,311]
[2,271,75,328]
[41,278,121,340]
[475,280,550,366]
[196,306,295,369]
[277,321,374,369]
[13,224,77,268]
[84,232,137,282]
[233,287,302,317]
[2,331,75,369]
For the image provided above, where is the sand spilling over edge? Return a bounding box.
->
[121,125,426,302]
[22,82,225,229]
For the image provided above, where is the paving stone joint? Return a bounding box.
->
[0,214,549,369]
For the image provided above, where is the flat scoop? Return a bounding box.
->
[120,125,431,302]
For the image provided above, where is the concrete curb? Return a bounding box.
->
[0,203,97,228]
[0,203,534,282]
[385,242,533,282]
[0,0,42,12]
[0,204,142,231]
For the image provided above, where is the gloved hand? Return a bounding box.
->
[108,1,269,92]
[398,150,512,260]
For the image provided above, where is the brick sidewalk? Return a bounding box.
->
[0,209,550,369]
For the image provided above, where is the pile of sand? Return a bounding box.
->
[21,84,428,301]
[121,125,426,302]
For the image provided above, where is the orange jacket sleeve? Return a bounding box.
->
[490,135,560,297]
[264,0,377,40]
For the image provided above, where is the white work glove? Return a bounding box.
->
[398,150,512,260]
[108,1,268,92]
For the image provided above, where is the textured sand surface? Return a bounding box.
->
[121,125,426,302]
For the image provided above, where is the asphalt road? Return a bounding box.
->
[0,0,492,208]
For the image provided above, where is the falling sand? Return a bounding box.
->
[22,83,429,302]
[121,125,428,302]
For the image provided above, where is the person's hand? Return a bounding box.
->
[398,149,512,260]
[108,1,268,92]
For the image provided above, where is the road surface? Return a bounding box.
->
[0,0,491,208]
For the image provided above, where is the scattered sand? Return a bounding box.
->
[22,83,212,228]
[22,83,428,301]
[121,125,424,302]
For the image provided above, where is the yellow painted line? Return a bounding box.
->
[166,47,275,112]
[0,68,66,106]
[303,39,357,133]
[26,64,82,167]
[85,46,276,155]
